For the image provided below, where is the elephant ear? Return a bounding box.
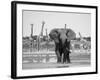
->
[49,29,60,40]
[66,29,76,41]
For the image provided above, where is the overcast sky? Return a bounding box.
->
[23,10,91,37]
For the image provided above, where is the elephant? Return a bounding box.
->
[49,28,76,63]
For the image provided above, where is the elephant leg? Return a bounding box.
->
[62,53,67,63]
[56,50,62,63]
[63,49,71,63]
[59,50,63,63]
[65,41,71,63]
[55,43,62,63]
[66,53,71,63]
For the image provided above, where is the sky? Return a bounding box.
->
[23,10,91,37]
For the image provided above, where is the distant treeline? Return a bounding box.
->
[23,35,50,41]
[73,37,91,41]
[23,35,91,41]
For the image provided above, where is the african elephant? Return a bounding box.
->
[49,28,76,63]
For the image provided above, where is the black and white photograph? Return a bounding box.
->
[22,10,91,69]
[11,1,97,79]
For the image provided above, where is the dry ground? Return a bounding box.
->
[22,53,90,69]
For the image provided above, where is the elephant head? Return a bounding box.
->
[49,28,76,44]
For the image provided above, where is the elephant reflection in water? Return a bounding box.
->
[49,28,76,63]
